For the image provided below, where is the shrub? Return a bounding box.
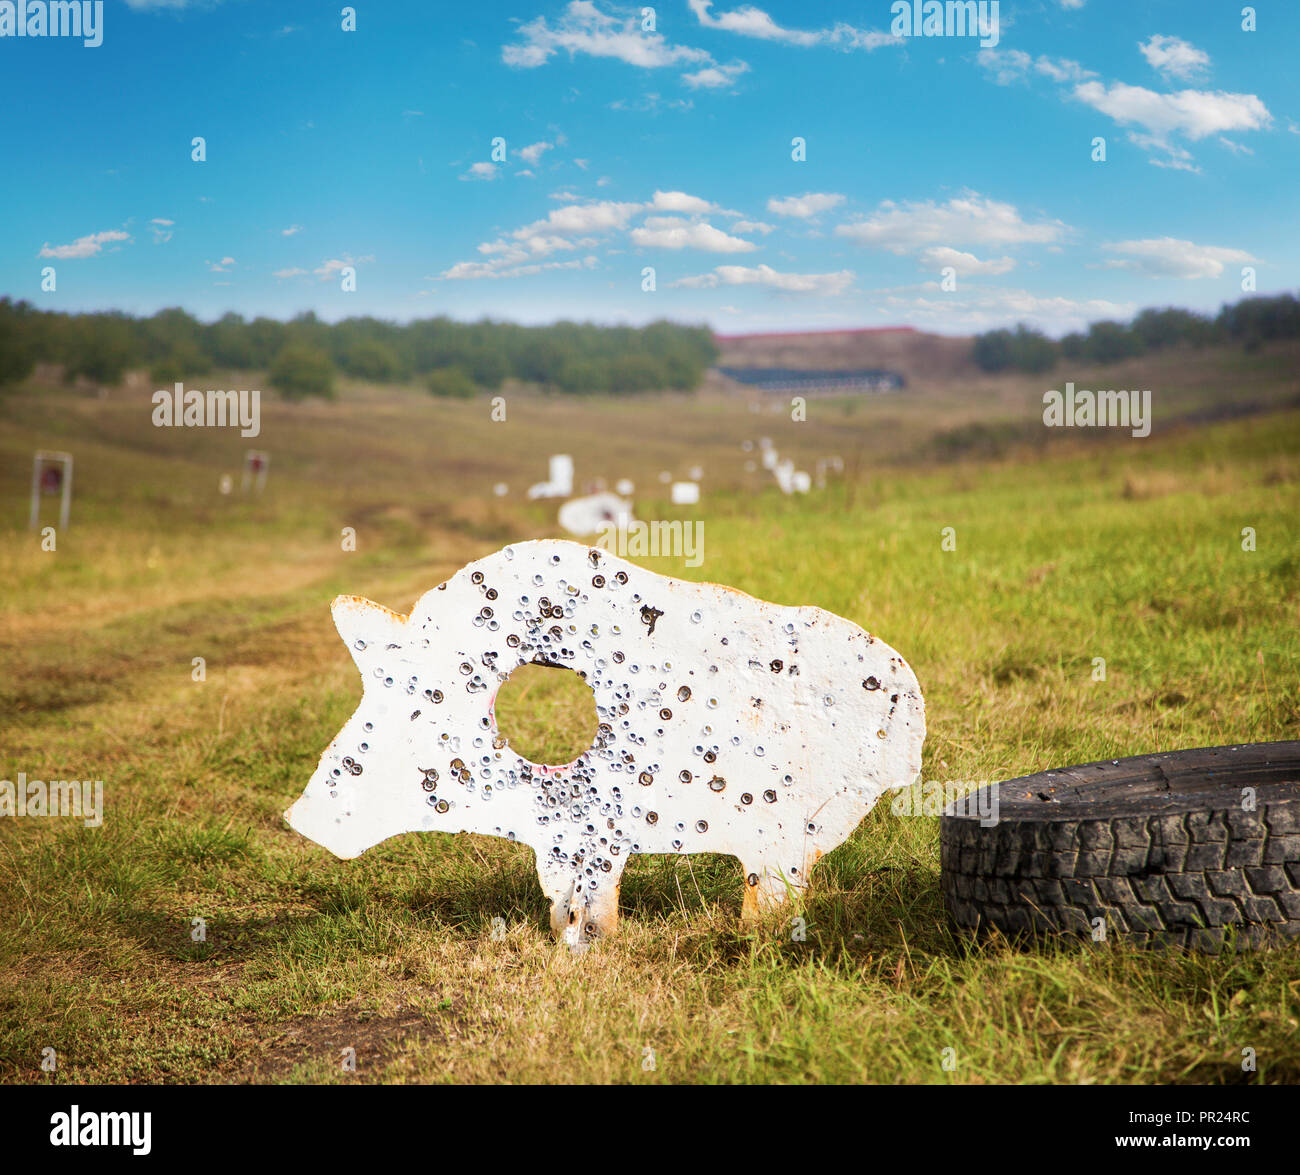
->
[270,345,336,401]
[425,366,479,399]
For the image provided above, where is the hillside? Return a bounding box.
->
[1,348,1297,1085]
[714,326,978,384]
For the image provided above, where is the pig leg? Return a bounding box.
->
[536,854,625,949]
[739,854,814,925]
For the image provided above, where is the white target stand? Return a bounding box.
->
[242,450,270,493]
[29,451,73,531]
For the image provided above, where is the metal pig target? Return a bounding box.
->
[286,539,925,948]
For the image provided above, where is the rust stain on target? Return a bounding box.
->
[285,539,925,949]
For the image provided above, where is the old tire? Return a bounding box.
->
[941,741,1300,951]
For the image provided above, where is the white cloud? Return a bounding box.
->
[1100,237,1257,279]
[440,190,783,283]
[281,224,304,236]
[1129,133,1201,173]
[38,229,130,259]
[446,198,640,279]
[979,49,1095,86]
[872,286,1136,335]
[519,140,554,165]
[151,217,174,225]
[836,194,1067,253]
[919,246,1016,276]
[672,263,854,295]
[1034,56,1095,84]
[1057,0,1086,8]
[503,1,713,70]
[518,199,642,237]
[608,91,694,114]
[1139,35,1210,82]
[441,256,599,281]
[732,219,775,235]
[826,25,902,51]
[630,218,757,252]
[649,190,716,214]
[687,1,901,51]
[688,0,819,46]
[1071,81,1270,142]
[682,61,750,89]
[150,218,174,244]
[460,161,499,181]
[273,267,308,279]
[314,255,372,281]
[978,47,1032,85]
[981,41,1264,171]
[207,256,236,272]
[766,192,845,219]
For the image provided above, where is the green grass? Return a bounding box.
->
[1,364,1298,1084]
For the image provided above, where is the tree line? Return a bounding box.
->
[0,301,720,399]
[972,292,1300,374]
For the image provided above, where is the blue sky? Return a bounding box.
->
[1,0,1296,335]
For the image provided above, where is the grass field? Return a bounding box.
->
[1,349,1298,1084]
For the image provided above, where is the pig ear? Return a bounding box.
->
[331,595,407,664]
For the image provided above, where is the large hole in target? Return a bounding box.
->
[493,663,599,767]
